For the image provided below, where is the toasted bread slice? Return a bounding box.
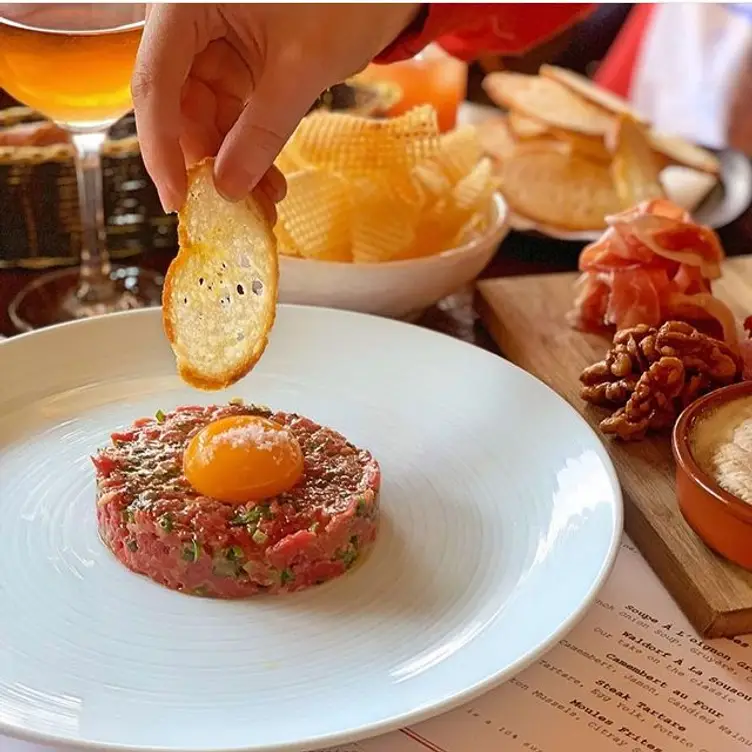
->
[609,114,666,208]
[499,145,620,231]
[162,158,278,390]
[482,71,615,137]
[648,130,721,176]
[539,64,649,124]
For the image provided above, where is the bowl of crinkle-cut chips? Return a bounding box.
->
[272,105,509,320]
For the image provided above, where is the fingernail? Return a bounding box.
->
[265,170,287,202]
[216,171,253,203]
[158,185,180,214]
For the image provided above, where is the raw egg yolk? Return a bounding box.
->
[183,415,304,504]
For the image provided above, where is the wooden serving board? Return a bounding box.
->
[476,256,752,638]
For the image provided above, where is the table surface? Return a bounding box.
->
[2,208,752,341]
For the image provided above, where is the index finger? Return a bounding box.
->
[131,4,195,212]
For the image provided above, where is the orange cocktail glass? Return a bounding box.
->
[0,3,162,331]
[358,45,468,132]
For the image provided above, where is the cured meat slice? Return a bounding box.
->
[570,199,737,346]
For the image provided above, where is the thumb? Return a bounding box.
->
[214,72,320,202]
[131,4,196,212]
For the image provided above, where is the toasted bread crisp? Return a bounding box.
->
[648,130,721,175]
[475,115,517,166]
[482,71,615,136]
[499,145,621,231]
[540,64,649,124]
[609,115,666,208]
[507,111,550,140]
[162,158,278,391]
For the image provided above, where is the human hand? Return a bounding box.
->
[131,3,420,217]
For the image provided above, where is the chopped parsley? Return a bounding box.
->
[155,409,166,423]
[182,539,200,562]
[336,536,359,568]
[230,504,272,527]
[280,569,294,585]
[355,497,368,517]
[252,529,268,545]
[225,545,245,562]
[209,547,247,579]
[158,513,174,533]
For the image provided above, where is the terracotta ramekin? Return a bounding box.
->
[672,381,752,571]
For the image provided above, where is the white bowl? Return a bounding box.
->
[278,192,509,319]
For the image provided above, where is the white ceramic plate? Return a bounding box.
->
[0,306,622,752]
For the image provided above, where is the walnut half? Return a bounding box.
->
[580,321,742,441]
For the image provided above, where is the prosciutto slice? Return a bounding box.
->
[569,199,738,347]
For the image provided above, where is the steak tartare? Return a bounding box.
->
[92,403,380,597]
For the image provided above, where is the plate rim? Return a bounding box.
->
[0,305,624,752]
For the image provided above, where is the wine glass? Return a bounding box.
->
[0,3,163,332]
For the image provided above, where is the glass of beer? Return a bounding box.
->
[0,3,163,331]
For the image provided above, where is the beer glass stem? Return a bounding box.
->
[71,130,115,304]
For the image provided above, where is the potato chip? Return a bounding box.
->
[398,199,463,260]
[452,157,495,212]
[276,167,353,262]
[482,71,615,136]
[453,211,490,246]
[351,175,422,263]
[507,111,550,139]
[390,168,428,209]
[430,125,484,183]
[539,64,649,124]
[163,158,278,390]
[271,105,501,263]
[289,105,439,175]
[609,115,666,209]
[274,140,307,174]
[648,130,721,175]
[274,220,301,257]
[499,147,621,231]
[411,160,453,199]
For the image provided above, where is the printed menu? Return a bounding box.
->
[6,538,751,752]
[327,537,752,752]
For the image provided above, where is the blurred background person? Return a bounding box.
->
[597,3,752,152]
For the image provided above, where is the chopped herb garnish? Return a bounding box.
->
[226,545,245,561]
[356,497,368,517]
[158,513,174,533]
[182,539,200,562]
[123,508,135,524]
[230,507,261,526]
[228,397,244,406]
[337,538,359,568]
[252,529,268,545]
[308,521,320,534]
[280,569,294,585]
[229,504,272,527]
[155,409,166,423]
[213,555,243,578]
[126,539,138,552]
